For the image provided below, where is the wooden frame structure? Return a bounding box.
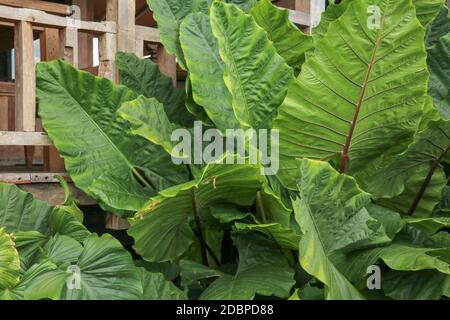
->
[0,0,325,204]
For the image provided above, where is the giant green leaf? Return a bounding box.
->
[334,243,450,286]
[139,268,187,300]
[210,1,294,129]
[425,5,450,47]
[0,228,20,295]
[115,52,194,127]
[249,0,313,70]
[118,96,178,156]
[294,159,393,300]
[368,120,449,217]
[200,233,295,299]
[223,0,256,12]
[312,0,353,45]
[428,33,450,120]
[0,183,89,243]
[128,160,265,262]
[0,183,51,234]
[146,0,212,70]
[382,270,450,300]
[274,0,428,189]
[180,12,238,131]
[234,222,300,250]
[413,0,445,26]
[24,234,142,300]
[37,60,188,212]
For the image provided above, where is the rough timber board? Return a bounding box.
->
[19,182,96,206]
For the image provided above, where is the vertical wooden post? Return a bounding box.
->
[98,32,117,82]
[117,0,135,53]
[73,0,94,69]
[295,0,325,34]
[59,28,78,67]
[14,21,35,132]
[59,6,79,68]
[156,45,177,87]
[41,28,65,172]
[135,39,144,59]
[0,97,8,131]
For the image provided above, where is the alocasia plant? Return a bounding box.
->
[1,0,449,300]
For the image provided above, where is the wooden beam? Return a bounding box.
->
[0,82,15,96]
[14,20,35,132]
[135,25,160,43]
[288,9,310,27]
[0,131,52,145]
[117,0,135,52]
[0,97,8,131]
[294,0,325,32]
[0,172,67,184]
[73,0,94,69]
[0,5,116,34]
[0,0,71,16]
[18,182,96,206]
[98,32,117,82]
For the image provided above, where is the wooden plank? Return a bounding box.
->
[117,0,135,52]
[59,26,78,67]
[0,82,14,96]
[135,39,144,59]
[40,27,65,173]
[73,0,94,69]
[14,20,35,132]
[18,182,96,206]
[156,44,177,87]
[288,8,310,27]
[135,25,160,43]
[0,5,116,34]
[0,97,8,130]
[0,0,71,16]
[294,0,325,32]
[0,172,67,184]
[98,32,117,82]
[0,131,52,145]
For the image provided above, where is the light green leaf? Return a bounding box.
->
[382,270,450,300]
[42,234,83,266]
[274,0,428,189]
[249,0,313,70]
[118,96,178,155]
[25,234,142,300]
[50,208,91,243]
[312,0,353,45]
[413,0,445,26]
[223,0,256,12]
[0,228,20,294]
[0,183,51,234]
[128,160,265,262]
[368,120,449,217]
[139,268,187,300]
[200,233,295,299]
[428,33,450,120]
[14,231,48,273]
[179,259,224,289]
[180,12,239,131]
[210,1,294,129]
[146,0,212,70]
[37,60,188,212]
[294,159,391,299]
[425,5,450,47]
[406,216,450,234]
[115,52,194,127]
[234,222,300,250]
